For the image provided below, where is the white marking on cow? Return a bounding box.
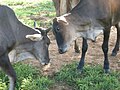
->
[57,13,71,25]
[26,34,43,41]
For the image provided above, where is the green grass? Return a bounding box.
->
[0,63,54,90]
[54,62,120,90]
[0,62,120,90]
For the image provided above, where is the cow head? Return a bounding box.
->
[52,14,77,54]
[26,27,51,65]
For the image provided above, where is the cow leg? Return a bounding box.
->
[74,40,80,53]
[77,38,88,72]
[111,24,120,56]
[0,53,16,90]
[102,28,110,73]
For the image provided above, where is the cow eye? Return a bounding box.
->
[56,27,60,32]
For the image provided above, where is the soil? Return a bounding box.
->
[22,27,120,90]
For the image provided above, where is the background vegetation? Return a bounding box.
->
[0,0,55,27]
[0,0,120,90]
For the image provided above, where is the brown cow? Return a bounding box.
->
[52,0,120,73]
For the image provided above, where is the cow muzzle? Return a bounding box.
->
[40,58,50,66]
[41,62,50,66]
[58,45,68,54]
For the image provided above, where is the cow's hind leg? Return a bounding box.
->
[0,53,16,90]
[111,24,120,56]
[74,40,80,53]
[77,38,88,73]
[102,28,110,73]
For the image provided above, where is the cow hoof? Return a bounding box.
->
[111,52,117,56]
[104,69,110,74]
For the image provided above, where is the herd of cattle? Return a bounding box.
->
[0,0,120,90]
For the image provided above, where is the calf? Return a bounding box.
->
[0,5,51,90]
[52,0,120,73]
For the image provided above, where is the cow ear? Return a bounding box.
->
[26,34,43,41]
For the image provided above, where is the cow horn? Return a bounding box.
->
[34,21,37,28]
[26,34,43,41]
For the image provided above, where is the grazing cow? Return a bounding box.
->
[0,5,51,90]
[52,0,120,73]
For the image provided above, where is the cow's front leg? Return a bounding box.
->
[102,28,110,73]
[77,38,88,72]
[111,24,120,56]
[0,52,16,90]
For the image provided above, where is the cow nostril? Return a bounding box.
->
[58,48,62,54]
[58,48,66,54]
[44,63,48,65]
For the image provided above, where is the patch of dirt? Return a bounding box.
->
[21,27,120,90]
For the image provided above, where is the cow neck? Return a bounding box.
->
[8,17,38,45]
[10,20,38,45]
[4,5,39,45]
[15,22,39,45]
